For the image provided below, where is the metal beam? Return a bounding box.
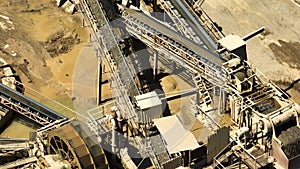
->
[153,50,158,81]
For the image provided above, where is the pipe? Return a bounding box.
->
[259,109,297,135]
[242,27,265,41]
[164,88,198,101]
[97,57,102,105]
[271,110,296,128]
[153,50,158,81]
[110,116,118,153]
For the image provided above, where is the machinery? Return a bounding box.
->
[75,0,300,168]
[0,0,299,168]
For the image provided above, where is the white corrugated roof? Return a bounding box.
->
[153,115,200,154]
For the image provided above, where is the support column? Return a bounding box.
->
[222,89,226,114]
[97,50,102,105]
[196,89,200,107]
[153,50,158,81]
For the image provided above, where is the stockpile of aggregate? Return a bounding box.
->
[278,126,300,158]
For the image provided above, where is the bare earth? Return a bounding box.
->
[202,0,300,102]
[0,0,89,117]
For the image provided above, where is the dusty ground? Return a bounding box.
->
[0,0,116,137]
[0,0,88,118]
[202,0,300,102]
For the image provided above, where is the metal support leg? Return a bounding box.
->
[196,89,200,107]
[153,50,158,81]
[97,56,102,105]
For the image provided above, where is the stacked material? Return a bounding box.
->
[278,126,300,159]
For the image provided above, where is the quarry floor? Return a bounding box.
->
[0,0,88,117]
[0,0,88,138]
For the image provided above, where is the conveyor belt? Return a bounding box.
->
[125,10,221,64]
[170,0,216,50]
[157,0,204,45]
[0,83,65,126]
[123,8,226,85]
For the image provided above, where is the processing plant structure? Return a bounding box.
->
[0,0,300,168]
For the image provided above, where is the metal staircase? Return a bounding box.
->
[193,72,212,105]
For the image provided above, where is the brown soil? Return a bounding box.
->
[0,0,88,117]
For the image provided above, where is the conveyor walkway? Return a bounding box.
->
[122,8,227,86]
[0,83,65,126]
[169,0,217,50]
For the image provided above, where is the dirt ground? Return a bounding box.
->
[0,0,88,117]
[202,0,300,102]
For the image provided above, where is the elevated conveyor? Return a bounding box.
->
[158,0,217,50]
[122,8,227,86]
[0,83,65,126]
[77,1,170,168]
